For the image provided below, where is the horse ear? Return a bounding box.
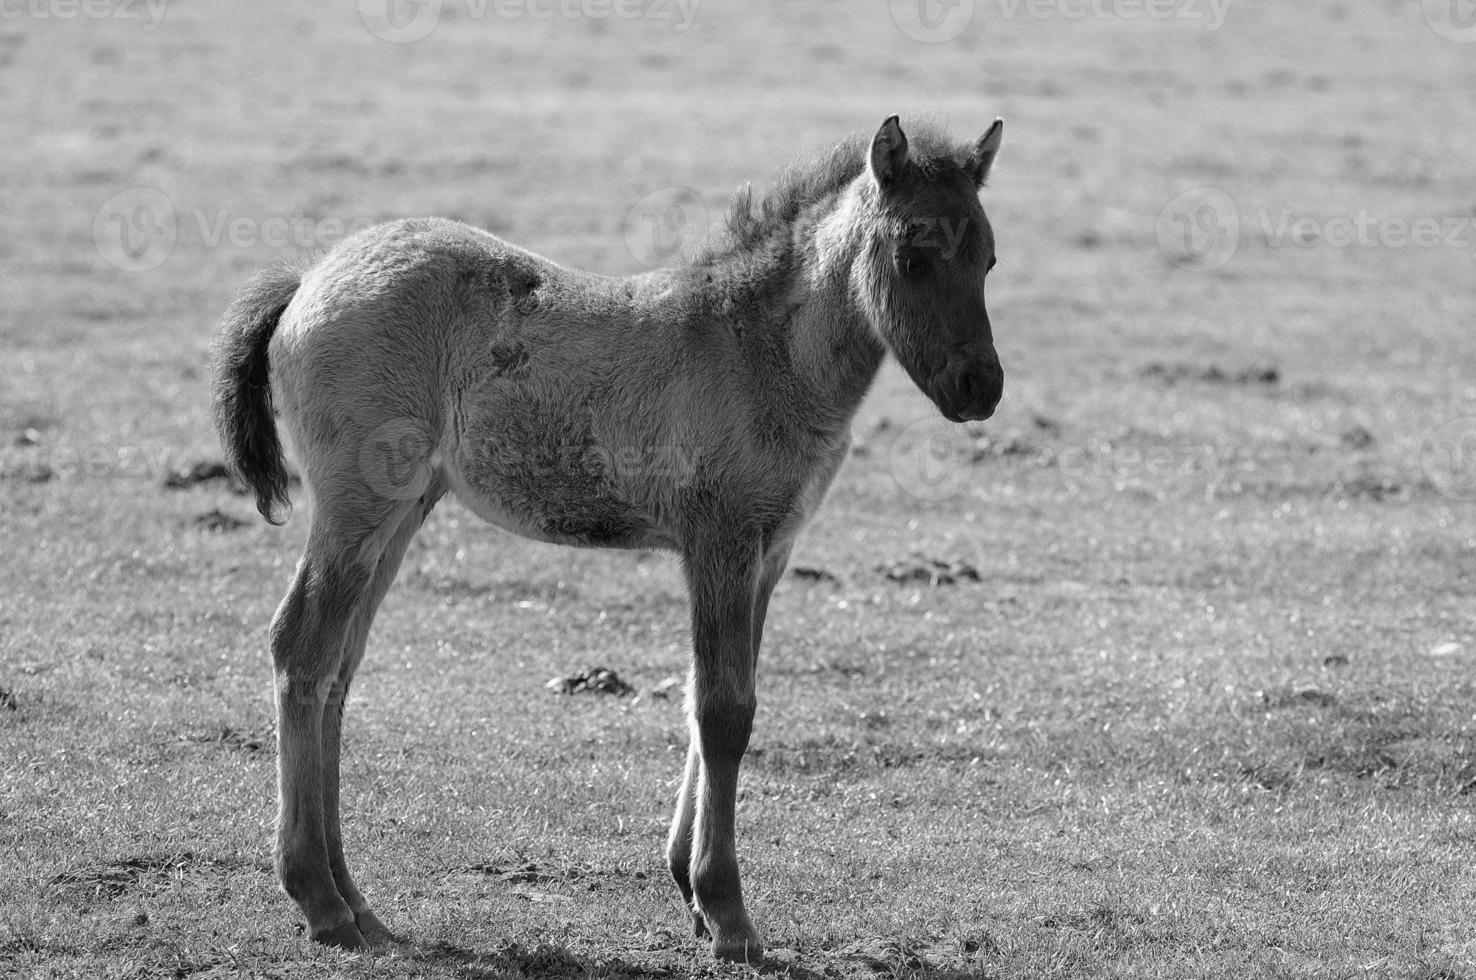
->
[868,116,909,192]
[966,118,1004,187]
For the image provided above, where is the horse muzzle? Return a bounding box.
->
[933,357,1003,423]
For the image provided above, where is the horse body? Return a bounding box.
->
[212,116,1004,962]
[271,217,868,555]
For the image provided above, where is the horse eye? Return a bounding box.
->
[896,248,928,279]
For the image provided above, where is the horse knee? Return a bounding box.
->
[269,558,371,673]
[692,697,756,764]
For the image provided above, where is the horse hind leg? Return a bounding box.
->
[320,482,444,946]
[272,470,440,949]
[271,531,376,949]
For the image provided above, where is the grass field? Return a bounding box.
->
[3,1,1476,977]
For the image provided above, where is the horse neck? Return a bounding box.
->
[779,188,886,433]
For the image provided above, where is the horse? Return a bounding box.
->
[210,114,1005,963]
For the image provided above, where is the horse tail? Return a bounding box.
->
[211,262,302,525]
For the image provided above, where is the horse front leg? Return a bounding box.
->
[667,539,792,949]
[677,535,764,962]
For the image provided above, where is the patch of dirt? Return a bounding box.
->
[545,667,635,696]
[1237,762,1297,791]
[163,459,300,494]
[1340,424,1376,449]
[0,687,16,711]
[1258,687,1338,710]
[791,566,841,584]
[49,852,260,900]
[0,455,55,483]
[1331,469,1407,502]
[748,737,988,775]
[192,508,247,532]
[443,862,651,895]
[177,725,268,754]
[1140,361,1281,387]
[412,940,682,980]
[1039,904,1149,933]
[834,938,925,973]
[829,937,975,975]
[162,460,242,492]
[878,556,982,586]
[969,433,1048,462]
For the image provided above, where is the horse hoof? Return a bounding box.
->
[311,921,369,950]
[711,933,764,964]
[355,909,396,946]
[692,911,710,939]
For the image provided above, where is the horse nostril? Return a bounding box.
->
[957,371,979,405]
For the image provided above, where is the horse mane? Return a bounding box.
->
[691,119,970,269]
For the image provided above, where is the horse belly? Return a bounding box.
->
[442,417,682,552]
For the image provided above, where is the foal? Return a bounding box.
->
[212,115,1005,962]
